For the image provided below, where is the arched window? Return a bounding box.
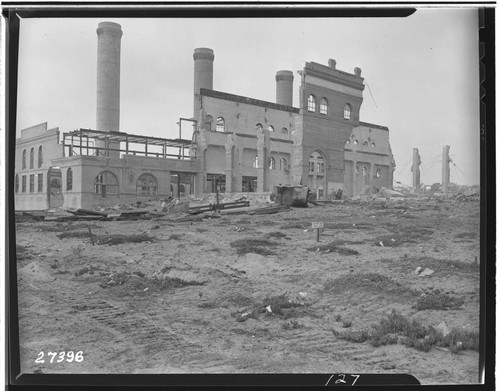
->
[307,95,316,112]
[38,146,43,168]
[363,141,368,147]
[280,158,287,171]
[15,174,19,193]
[371,142,376,148]
[22,150,26,170]
[253,156,258,168]
[67,168,73,191]
[345,140,350,145]
[267,125,275,132]
[353,139,359,146]
[136,173,158,195]
[344,104,351,120]
[376,169,381,178]
[29,148,34,169]
[95,171,119,197]
[216,117,225,132]
[269,157,276,169]
[281,127,288,134]
[362,166,367,177]
[205,115,213,130]
[255,123,263,132]
[320,98,328,115]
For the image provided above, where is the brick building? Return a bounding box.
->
[14,22,395,211]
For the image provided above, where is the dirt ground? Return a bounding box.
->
[14,197,481,384]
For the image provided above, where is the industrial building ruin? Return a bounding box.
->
[14,21,396,211]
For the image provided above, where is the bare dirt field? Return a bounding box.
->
[15,197,481,384]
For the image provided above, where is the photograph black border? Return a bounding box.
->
[3,3,495,390]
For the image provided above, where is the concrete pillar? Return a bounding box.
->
[275,70,294,107]
[352,160,358,196]
[411,148,421,191]
[96,22,122,157]
[193,48,215,118]
[442,145,450,194]
[257,129,270,192]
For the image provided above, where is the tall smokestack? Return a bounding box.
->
[275,70,294,107]
[96,22,122,133]
[193,48,214,117]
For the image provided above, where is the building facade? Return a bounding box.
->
[14,22,395,211]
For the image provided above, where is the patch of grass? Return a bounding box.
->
[195,227,208,233]
[414,292,464,311]
[260,220,279,226]
[207,247,221,254]
[230,238,278,256]
[334,314,342,322]
[454,231,478,240]
[72,245,84,257]
[307,243,359,255]
[267,231,288,239]
[280,221,308,230]
[332,310,479,353]
[95,233,154,245]
[16,244,32,260]
[374,227,434,247]
[342,321,353,328]
[393,255,479,274]
[282,320,303,330]
[100,272,204,294]
[325,222,372,230]
[167,234,183,240]
[57,231,92,239]
[325,273,417,297]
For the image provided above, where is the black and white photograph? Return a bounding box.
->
[6,5,492,387]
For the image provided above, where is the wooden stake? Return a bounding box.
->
[88,228,94,246]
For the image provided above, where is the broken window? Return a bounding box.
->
[346,139,350,145]
[280,157,287,171]
[376,169,381,178]
[320,98,328,115]
[38,146,43,168]
[29,174,34,193]
[15,174,19,193]
[371,142,376,148]
[22,150,26,170]
[22,175,26,192]
[269,157,276,170]
[216,117,225,132]
[242,176,257,192]
[363,141,368,147]
[67,168,73,191]
[253,156,258,168]
[354,139,359,146]
[38,173,43,192]
[95,171,119,197]
[255,123,263,132]
[344,104,351,120]
[362,166,367,177]
[281,127,288,134]
[307,95,316,112]
[30,148,34,169]
[267,125,275,132]
[355,166,359,176]
[205,115,213,130]
[136,173,158,195]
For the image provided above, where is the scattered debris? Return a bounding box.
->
[415,267,422,275]
[419,268,435,277]
[272,185,309,207]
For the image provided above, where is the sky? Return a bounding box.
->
[15,9,481,186]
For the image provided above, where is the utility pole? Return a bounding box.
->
[411,148,421,192]
[442,145,450,195]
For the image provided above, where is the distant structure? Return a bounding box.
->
[14,21,396,210]
[442,145,451,194]
[411,148,421,191]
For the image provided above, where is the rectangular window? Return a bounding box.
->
[38,173,43,192]
[22,176,26,192]
[29,174,35,193]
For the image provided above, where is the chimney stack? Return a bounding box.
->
[193,48,215,118]
[96,22,122,156]
[275,70,294,107]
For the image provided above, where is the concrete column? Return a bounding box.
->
[412,148,421,191]
[352,160,357,196]
[96,22,122,157]
[442,145,450,194]
[193,48,214,118]
[257,129,270,192]
[275,70,294,107]
[225,135,236,193]
[369,162,375,193]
